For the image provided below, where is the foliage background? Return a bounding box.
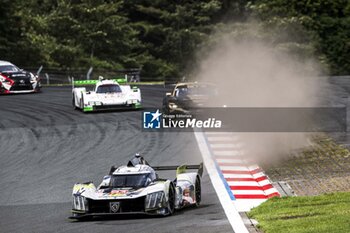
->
[0,0,349,79]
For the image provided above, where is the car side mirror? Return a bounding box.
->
[166,92,171,97]
[99,176,110,188]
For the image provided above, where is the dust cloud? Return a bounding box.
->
[195,37,328,166]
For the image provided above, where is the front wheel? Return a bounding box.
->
[167,183,176,215]
[71,213,93,221]
[80,96,84,110]
[72,95,78,110]
[195,176,201,206]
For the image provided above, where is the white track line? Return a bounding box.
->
[265,189,280,195]
[252,172,267,179]
[219,166,250,171]
[231,190,266,195]
[211,143,243,149]
[194,131,249,233]
[216,158,245,164]
[227,180,271,186]
[213,151,243,156]
[234,200,267,212]
[223,174,254,179]
[207,136,239,142]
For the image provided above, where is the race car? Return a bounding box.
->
[70,154,202,220]
[72,76,141,112]
[162,82,218,114]
[0,60,41,94]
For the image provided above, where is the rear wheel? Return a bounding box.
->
[195,176,201,206]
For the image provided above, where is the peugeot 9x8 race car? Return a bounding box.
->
[72,76,141,112]
[0,60,41,94]
[70,154,203,220]
[162,82,218,114]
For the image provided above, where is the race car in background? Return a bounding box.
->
[72,76,141,112]
[162,82,218,114]
[0,60,41,94]
[70,154,203,220]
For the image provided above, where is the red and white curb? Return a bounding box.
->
[206,132,280,212]
[195,131,280,233]
[195,132,249,233]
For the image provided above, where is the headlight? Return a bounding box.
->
[29,73,38,82]
[88,101,102,106]
[72,196,89,211]
[145,191,165,210]
[168,103,178,109]
[127,99,138,104]
[0,74,14,85]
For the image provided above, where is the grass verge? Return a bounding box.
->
[248,192,350,233]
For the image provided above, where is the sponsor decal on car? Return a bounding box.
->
[109,202,120,213]
[108,189,129,197]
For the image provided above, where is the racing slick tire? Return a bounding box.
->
[162,97,170,114]
[34,86,41,93]
[71,213,93,221]
[72,95,78,110]
[195,175,201,207]
[80,95,84,111]
[166,182,176,216]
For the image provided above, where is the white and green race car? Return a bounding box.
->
[72,77,141,112]
[70,155,203,220]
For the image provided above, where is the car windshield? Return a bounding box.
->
[96,84,122,93]
[0,65,20,72]
[110,174,151,188]
[175,85,217,97]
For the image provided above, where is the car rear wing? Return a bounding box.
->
[153,163,203,177]
[72,77,127,88]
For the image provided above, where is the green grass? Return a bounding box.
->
[248,192,350,233]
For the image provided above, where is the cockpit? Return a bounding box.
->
[174,84,217,98]
[96,84,122,94]
[109,173,155,188]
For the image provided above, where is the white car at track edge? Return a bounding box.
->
[72,76,141,112]
[69,154,203,220]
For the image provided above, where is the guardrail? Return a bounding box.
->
[22,67,183,85]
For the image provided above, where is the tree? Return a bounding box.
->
[249,0,350,75]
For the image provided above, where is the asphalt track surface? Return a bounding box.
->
[0,86,232,233]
